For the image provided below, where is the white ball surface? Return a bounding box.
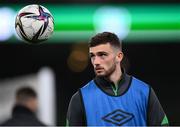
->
[15,4,54,44]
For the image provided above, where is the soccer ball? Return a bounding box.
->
[15,4,54,44]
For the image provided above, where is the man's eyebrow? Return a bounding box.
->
[89,52,94,56]
[89,51,108,55]
[98,51,107,53]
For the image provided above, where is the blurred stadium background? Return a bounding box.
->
[0,0,180,125]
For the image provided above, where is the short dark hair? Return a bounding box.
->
[16,87,37,102]
[89,32,122,50]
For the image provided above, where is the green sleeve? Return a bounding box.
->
[66,119,69,127]
[161,115,169,125]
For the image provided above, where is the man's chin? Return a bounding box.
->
[95,73,106,77]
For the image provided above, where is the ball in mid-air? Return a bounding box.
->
[15,4,54,44]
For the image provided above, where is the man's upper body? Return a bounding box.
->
[1,87,45,126]
[67,73,169,126]
[1,104,45,126]
[67,32,169,126]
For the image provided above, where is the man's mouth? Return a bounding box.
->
[95,67,104,71]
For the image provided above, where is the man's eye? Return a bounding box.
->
[90,54,95,58]
[99,53,107,57]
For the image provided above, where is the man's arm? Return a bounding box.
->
[66,91,86,126]
[147,87,169,126]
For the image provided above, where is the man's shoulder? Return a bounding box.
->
[71,80,96,101]
[0,119,13,126]
[130,76,151,94]
[71,91,81,101]
[81,80,94,88]
[0,116,45,126]
[131,76,150,86]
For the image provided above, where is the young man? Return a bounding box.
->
[1,87,45,126]
[67,32,169,126]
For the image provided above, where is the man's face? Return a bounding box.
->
[89,43,122,77]
[26,98,38,112]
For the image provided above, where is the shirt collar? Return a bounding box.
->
[94,73,125,88]
[94,73,132,96]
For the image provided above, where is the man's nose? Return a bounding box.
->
[93,56,101,65]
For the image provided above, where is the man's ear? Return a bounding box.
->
[117,51,124,63]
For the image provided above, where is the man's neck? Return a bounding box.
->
[108,66,122,86]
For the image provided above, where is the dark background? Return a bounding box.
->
[0,0,180,125]
[0,43,179,125]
